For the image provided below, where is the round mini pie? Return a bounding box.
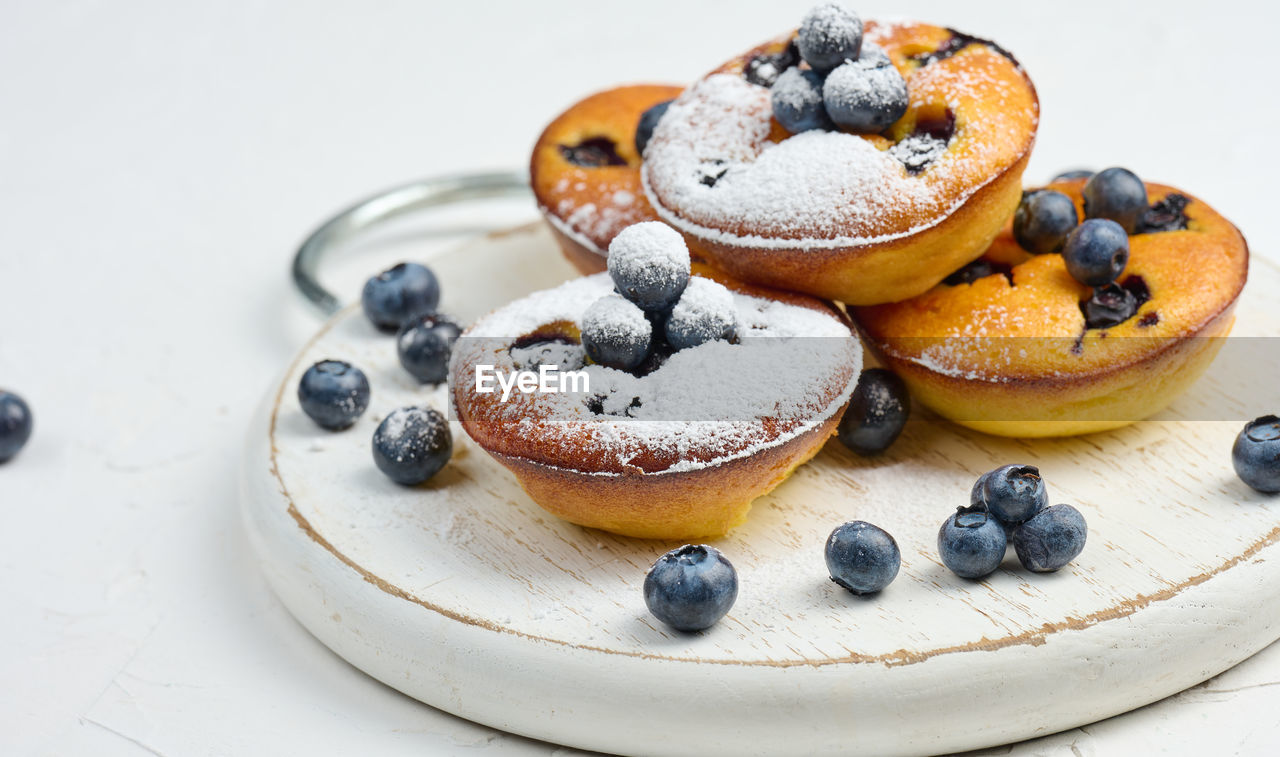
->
[641,21,1039,305]
[530,84,683,275]
[451,270,860,539]
[853,179,1249,437]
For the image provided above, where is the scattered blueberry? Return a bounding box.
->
[509,336,586,372]
[1013,190,1079,254]
[581,294,652,371]
[744,40,801,88]
[664,277,738,350]
[938,504,1007,579]
[607,222,690,312]
[975,464,1047,524]
[1051,169,1094,182]
[797,2,863,73]
[0,391,33,463]
[1063,218,1130,287]
[1012,504,1087,572]
[889,133,947,174]
[372,406,452,485]
[837,369,910,456]
[1233,415,1280,493]
[397,313,461,384]
[1081,282,1139,329]
[1082,167,1148,233]
[943,259,1013,286]
[559,137,626,167]
[822,55,909,133]
[825,521,901,594]
[361,262,441,331]
[644,544,738,632]
[635,100,673,156]
[771,68,833,134]
[297,360,371,430]
[1137,192,1191,234]
[697,159,730,188]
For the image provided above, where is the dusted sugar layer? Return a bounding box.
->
[642,21,1038,249]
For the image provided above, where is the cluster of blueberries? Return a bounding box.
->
[939,465,1086,578]
[633,3,910,157]
[583,222,739,373]
[296,261,458,486]
[768,3,908,135]
[1007,166,1185,329]
[644,465,1089,633]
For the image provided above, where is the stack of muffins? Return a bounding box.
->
[452,2,1249,539]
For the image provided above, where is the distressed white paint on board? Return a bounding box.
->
[241,224,1280,756]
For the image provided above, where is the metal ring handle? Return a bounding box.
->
[292,170,532,316]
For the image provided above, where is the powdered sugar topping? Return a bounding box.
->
[454,274,860,474]
[581,294,651,344]
[641,23,1038,249]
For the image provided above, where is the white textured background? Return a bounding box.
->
[2,0,1278,754]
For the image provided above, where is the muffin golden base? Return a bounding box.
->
[491,412,842,540]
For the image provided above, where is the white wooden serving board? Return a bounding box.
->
[241,223,1280,757]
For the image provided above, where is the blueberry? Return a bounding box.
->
[1062,219,1129,287]
[1052,169,1094,182]
[771,68,833,134]
[1081,282,1139,329]
[1082,167,1148,233]
[822,56,908,133]
[837,369,909,456]
[664,277,738,350]
[372,406,452,485]
[1233,415,1280,493]
[635,100,673,157]
[857,43,891,67]
[0,391,33,463]
[607,222,690,312]
[943,259,1013,286]
[643,544,738,632]
[975,464,1047,524]
[361,262,441,331]
[397,313,461,384]
[1013,190,1079,254]
[938,505,1007,579]
[744,41,801,88]
[581,294,652,371]
[797,2,863,73]
[297,360,371,430]
[560,137,626,168]
[825,521,901,594]
[1137,192,1191,234]
[1012,504,1087,572]
[509,336,586,372]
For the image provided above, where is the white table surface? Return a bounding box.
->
[3,1,1279,755]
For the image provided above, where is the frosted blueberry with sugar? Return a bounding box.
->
[451,274,860,475]
[580,294,653,371]
[606,221,690,312]
[822,52,909,133]
[771,68,833,134]
[665,277,739,350]
[797,2,863,73]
